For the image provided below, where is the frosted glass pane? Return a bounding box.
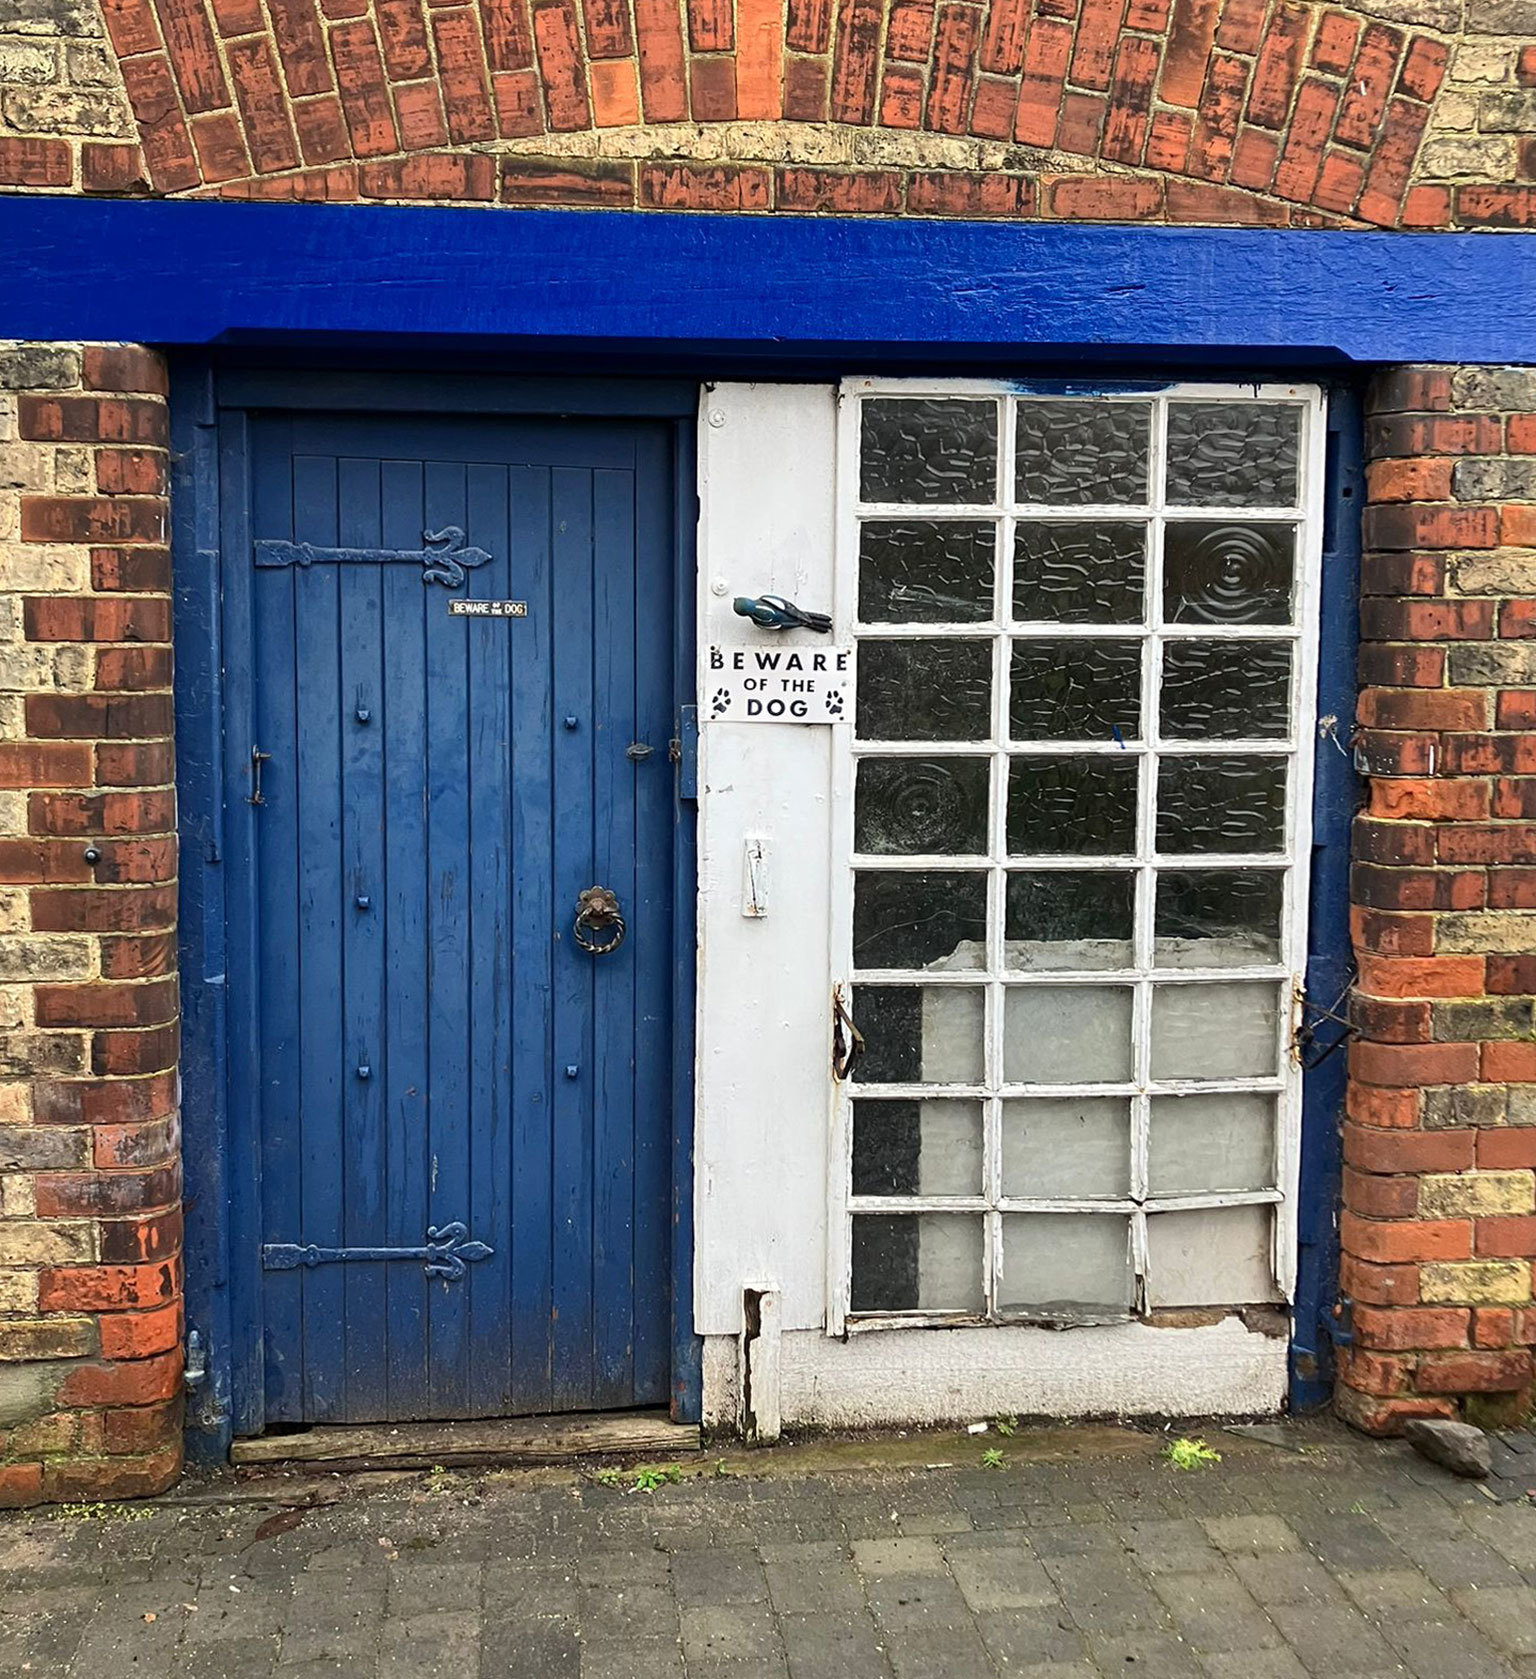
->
[1015,401,1150,506]
[858,520,996,624]
[1149,1094,1277,1195]
[1145,1206,1276,1308]
[851,1213,985,1313]
[999,1214,1133,1315]
[857,640,993,742]
[860,399,998,505]
[1001,1098,1131,1198]
[1004,986,1133,1084]
[853,1099,985,1197]
[852,986,985,1085]
[1150,983,1280,1080]
[856,757,991,856]
[1165,403,1300,508]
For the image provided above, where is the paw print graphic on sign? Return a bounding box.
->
[711,688,733,718]
[825,690,845,719]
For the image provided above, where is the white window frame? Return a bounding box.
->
[826,377,1328,1337]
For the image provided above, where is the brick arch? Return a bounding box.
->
[92,1,1451,228]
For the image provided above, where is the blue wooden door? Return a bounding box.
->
[241,412,675,1424]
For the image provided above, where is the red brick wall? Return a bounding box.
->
[0,343,180,1507]
[7,0,1532,229]
[1342,365,1536,1433]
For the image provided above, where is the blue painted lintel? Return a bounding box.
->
[1,197,1534,364]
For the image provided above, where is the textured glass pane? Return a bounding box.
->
[854,871,987,972]
[856,640,992,742]
[999,1214,1133,1316]
[1011,640,1141,742]
[860,399,998,505]
[853,985,985,1085]
[1001,1098,1131,1197]
[851,1213,984,1313]
[858,521,996,624]
[1161,641,1292,740]
[852,1099,984,1196]
[1156,757,1286,854]
[1149,1093,1276,1195]
[1004,986,1134,1083]
[1145,1206,1276,1308]
[1150,982,1280,1080]
[1015,401,1151,506]
[1154,870,1284,968]
[1005,871,1134,971]
[1014,522,1145,625]
[1008,757,1139,855]
[1164,523,1296,625]
[1165,403,1301,508]
[856,757,991,856]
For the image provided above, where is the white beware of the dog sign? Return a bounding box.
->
[706,643,854,723]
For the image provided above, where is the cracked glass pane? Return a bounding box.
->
[853,870,988,972]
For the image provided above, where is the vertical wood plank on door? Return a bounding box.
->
[631,426,675,1400]
[423,459,474,1418]
[592,462,639,1407]
[465,461,515,1415]
[292,452,346,1422]
[251,421,305,1422]
[509,463,556,1414]
[551,465,597,1409]
[380,459,431,1420]
[337,456,388,1420]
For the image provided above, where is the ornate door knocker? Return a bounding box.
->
[573,885,626,955]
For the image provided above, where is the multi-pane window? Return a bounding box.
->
[832,383,1323,1329]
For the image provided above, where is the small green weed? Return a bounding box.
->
[980,1447,1008,1470]
[711,1458,735,1478]
[1162,1437,1221,1471]
[630,1464,684,1494]
[593,1467,623,1488]
[992,1415,1018,1437]
[421,1465,458,1494]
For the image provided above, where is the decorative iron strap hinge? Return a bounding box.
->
[253,526,493,588]
[261,1222,494,1281]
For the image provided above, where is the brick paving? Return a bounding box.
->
[3,1418,1536,1678]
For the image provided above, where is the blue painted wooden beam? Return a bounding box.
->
[2,196,1534,362]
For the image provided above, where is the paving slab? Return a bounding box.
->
[0,1414,1523,1679]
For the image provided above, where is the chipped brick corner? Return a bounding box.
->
[1342,365,1536,1436]
[0,342,181,1509]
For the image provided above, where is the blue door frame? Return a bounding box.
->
[173,368,703,1458]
